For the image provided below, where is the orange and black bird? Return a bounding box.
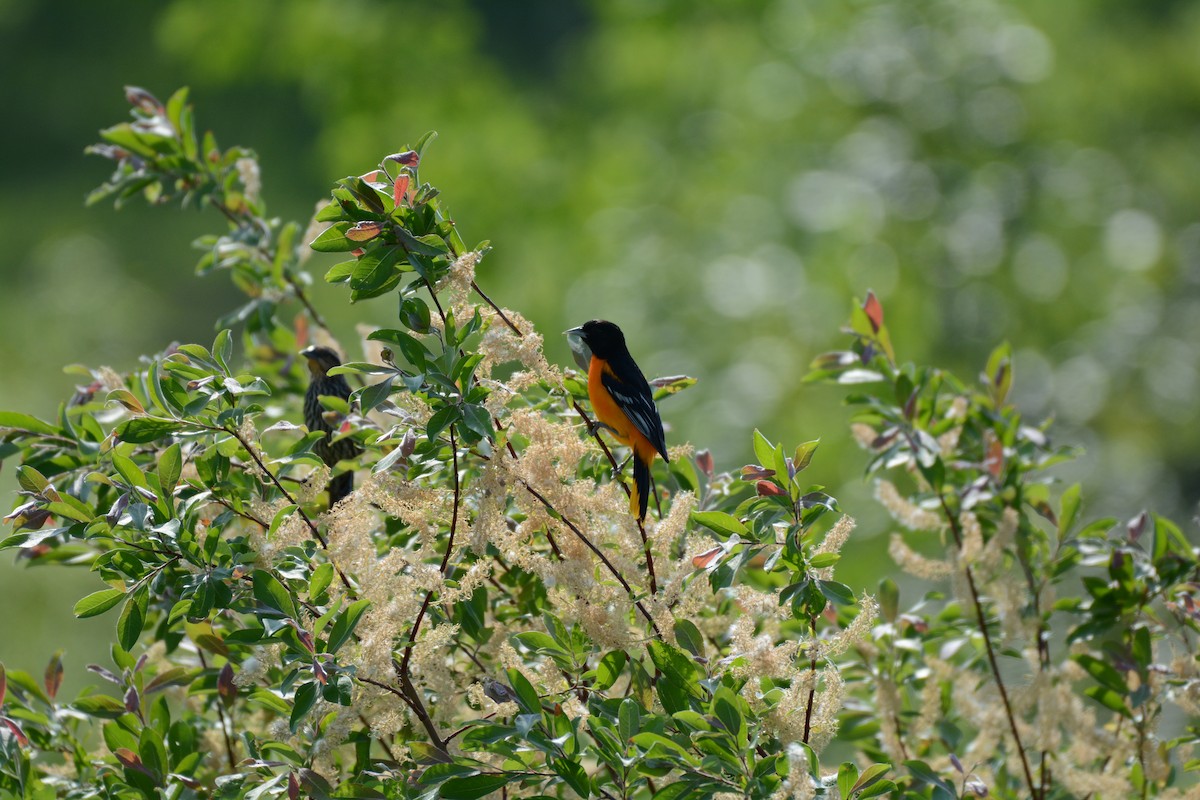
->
[565,320,668,522]
[301,346,361,506]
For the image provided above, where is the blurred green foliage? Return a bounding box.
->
[2,0,1199,682]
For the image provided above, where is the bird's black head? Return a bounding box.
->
[566,319,628,362]
[300,346,343,377]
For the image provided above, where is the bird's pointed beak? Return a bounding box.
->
[564,327,591,371]
[299,346,318,359]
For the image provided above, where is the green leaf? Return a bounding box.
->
[690,511,747,538]
[116,418,183,444]
[793,439,820,474]
[1084,685,1131,718]
[253,570,299,620]
[1058,483,1082,538]
[817,580,855,606]
[358,375,395,413]
[72,694,128,719]
[673,619,705,659]
[16,465,50,494]
[0,411,59,436]
[629,732,697,764]
[460,403,493,441]
[853,764,892,794]
[440,774,510,800]
[111,451,147,490]
[212,329,233,374]
[158,443,182,501]
[74,589,125,619]
[752,429,776,471]
[838,762,859,799]
[323,259,356,283]
[117,587,148,651]
[310,563,334,602]
[426,405,460,443]
[351,245,406,292]
[647,640,702,713]
[368,328,431,369]
[1074,654,1128,696]
[290,682,319,732]
[809,552,840,569]
[327,600,370,654]
[552,757,590,799]
[310,222,356,252]
[594,650,626,692]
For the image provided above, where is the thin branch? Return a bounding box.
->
[209,198,329,331]
[940,494,1039,800]
[223,424,354,594]
[197,651,237,771]
[470,280,521,335]
[802,614,818,744]
[519,480,661,639]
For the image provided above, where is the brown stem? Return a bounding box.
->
[224,425,354,595]
[470,280,521,335]
[940,495,1039,800]
[519,480,661,638]
[208,199,330,331]
[358,675,446,753]
[197,651,237,770]
[802,614,818,744]
[395,426,463,750]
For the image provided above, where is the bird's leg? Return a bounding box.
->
[588,419,619,438]
[614,452,632,478]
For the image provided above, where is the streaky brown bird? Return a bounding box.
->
[301,346,361,506]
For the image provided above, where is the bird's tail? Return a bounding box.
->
[329,471,354,507]
[631,451,651,522]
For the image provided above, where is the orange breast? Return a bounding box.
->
[587,357,657,460]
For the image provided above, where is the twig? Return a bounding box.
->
[519,480,661,639]
[395,425,463,751]
[802,614,818,744]
[209,199,330,331]
[940,494,1039,800]
[197,651,237,771]
[471,280,521,335]
[223,424,354,594]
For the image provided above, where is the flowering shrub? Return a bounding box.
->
[0,88,1197,799]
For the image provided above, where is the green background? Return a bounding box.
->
[2,0,1199,689]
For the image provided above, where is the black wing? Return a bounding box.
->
[600,361,668,461]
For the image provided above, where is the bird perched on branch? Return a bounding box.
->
[565,320,668,522]
[301,346,360,506]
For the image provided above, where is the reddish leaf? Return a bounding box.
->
[114,748,155,777]
[695,449,714,478]
[393,174,410,207]
[691,547,723,570]
[984,435,1004,478]
[358,170,382,183]
[218,663,237,706]
[862,291,884,333]
[313,660,327,686]
[756,480,785,497]
[386,150,420,167]
[741,465,775,481]
[124,685,140,716]
[1,717,28,747]
[350,248,365,258]
[289,773,300,800]
[124,86,163,115]
[44,651,63,701]
[345,220,385,242]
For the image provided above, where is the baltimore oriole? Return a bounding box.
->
[565,320,668,522]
